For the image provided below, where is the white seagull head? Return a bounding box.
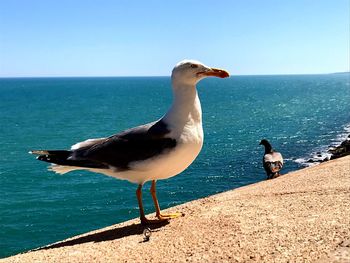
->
[171,59,229,86]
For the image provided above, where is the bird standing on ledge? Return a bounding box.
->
[259,139,284,179]
[30,60,229,225]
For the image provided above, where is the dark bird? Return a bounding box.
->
[30,60,229,225]
[259,139,283,179]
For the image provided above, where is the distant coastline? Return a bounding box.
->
[330,71,350,75]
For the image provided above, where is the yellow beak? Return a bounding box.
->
[198,67,230,78]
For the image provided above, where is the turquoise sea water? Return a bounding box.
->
[0,74,349,258]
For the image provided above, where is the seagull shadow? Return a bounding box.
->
[34,221,169,251]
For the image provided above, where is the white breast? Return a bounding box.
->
[127,122,204,183]
[264,152,283,164]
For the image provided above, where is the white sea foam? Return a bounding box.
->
[294,158,308,165]
[293,123,350,167]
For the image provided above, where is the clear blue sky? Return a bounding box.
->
[0,0,349,77]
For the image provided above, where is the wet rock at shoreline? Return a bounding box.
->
[306,157,329,164]
[329,139,350,160]
[304,137,350,165]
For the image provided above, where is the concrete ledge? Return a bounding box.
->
[1,156,350,262]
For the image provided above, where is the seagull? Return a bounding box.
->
[259,139,284,179]
[30,60,229,224]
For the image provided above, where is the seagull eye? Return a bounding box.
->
[190,64,198,68]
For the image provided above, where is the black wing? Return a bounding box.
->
[73,120,177,171]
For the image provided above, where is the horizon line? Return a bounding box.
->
[0,72,349,79]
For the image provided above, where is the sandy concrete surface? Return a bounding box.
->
[1,156,349,263]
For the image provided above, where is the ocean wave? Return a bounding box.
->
[293,123,350,167]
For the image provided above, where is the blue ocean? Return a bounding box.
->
[0,74,349,258]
